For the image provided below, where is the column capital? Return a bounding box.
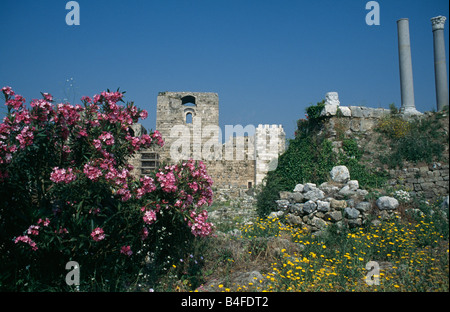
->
[431,16,446,31]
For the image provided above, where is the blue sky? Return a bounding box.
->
[1,0,448,139]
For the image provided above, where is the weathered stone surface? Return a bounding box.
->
[330,199,347,209]
[303,189,325,201]
[317,200,331,212]
[356,189,369,197]
[348,218,363,227]
[290,192,304,203]
[286,213,303,226]
[231,271,265,286]
[325,92,340,106]
[343,207,360,219]
[319,182,340,194]
[330,166,350,183]
[275,200,290,210]
[321,103,338,116]
[356,201,372,212]
[321,92,340,116]
[311,216,328,229]
[371,219,382,227]
[338,185,357,197]
[376,196,399,210]
[293,184,304,193]
[303,183,317,192]
[339,106,352,116]
[268,211,284,219]
[347,180,359,190]
[324,211,343,222]
[442,195,449,210]
[303,200,317,214]
[290,204,303,215]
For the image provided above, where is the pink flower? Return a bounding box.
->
[93,94,101,103]
[14,235,38,251]
[139,110,148,119]
[26,225,40,236]
[93,139,102,150]
[30,98,52,111]
[156,170,177,193]
[136,176,156,199]
[83,162,102,181]
[98,131,114,146]
[50,167,77,184]
[5,94,26,110]
[90,227,105,241]
[143,209,157,225]
[140,134,152,147]
[120,245,133,256]
[141,227,149,240]
[16,126,34,149]
[37,218,50,227]
[187,210,214,237]
[77,128,88,138]
[56,103,82,126]
[117,186,131,202]
[152,130,164,147]
[42,93,53,102]
[100,91,123,104]
[2,86,14,96]
[81,96,92,103]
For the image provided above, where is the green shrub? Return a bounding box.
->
[257,101,393,217]
[377,114,446,168]
[339,139,388,188]
[257,101,335,217]
[0,87,215,291]
[256,136,336,217]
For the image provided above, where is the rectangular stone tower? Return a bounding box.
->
[156,92,219,163]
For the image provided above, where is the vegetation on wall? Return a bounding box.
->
[256,101,389,218]
[376,107,448,168]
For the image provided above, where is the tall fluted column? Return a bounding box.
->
[431,16,449,111]
[397,18,421,115]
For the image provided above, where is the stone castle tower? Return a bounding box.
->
[155,92,219,162]
[132,91,285,191]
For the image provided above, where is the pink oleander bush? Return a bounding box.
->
[0,86,214,291]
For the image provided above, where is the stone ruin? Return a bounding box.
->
[273,166,404,235]
[130,91,286,197]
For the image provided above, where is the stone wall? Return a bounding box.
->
[386,163,449,199]
[255,124,286,185]
[319,105,449,200]
[206,159,255,192]
[130,91,286,193]
[155,91,220,162]
[273,165,404,235]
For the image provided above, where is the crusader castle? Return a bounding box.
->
[130,92,286,192]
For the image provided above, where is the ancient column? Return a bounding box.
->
[431,16,449,111]
[397,18,421,115]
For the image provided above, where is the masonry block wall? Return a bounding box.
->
[255,124,286,185]
[131,92,286,192]
[156,92,220,162]
[320,106,449,200]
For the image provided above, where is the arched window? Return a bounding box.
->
[186,112,193,124]
[181,95,196,107]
